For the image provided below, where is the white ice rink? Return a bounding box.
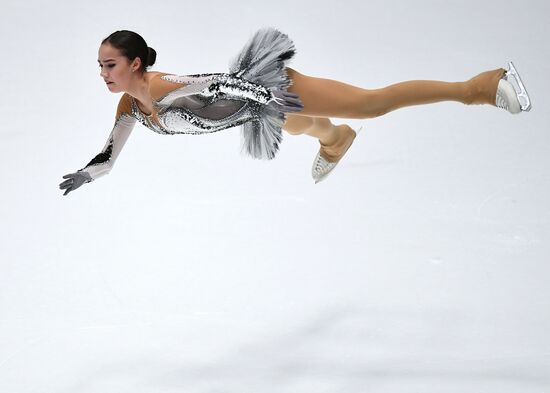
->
[1,0,549,391]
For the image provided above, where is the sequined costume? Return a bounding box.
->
[77,27,303,182]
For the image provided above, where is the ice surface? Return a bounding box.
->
[1,0,549,392]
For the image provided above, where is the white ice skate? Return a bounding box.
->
[496,61,532,114]
[312,125,363,184]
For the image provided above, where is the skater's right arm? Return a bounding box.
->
[59,93,137,196]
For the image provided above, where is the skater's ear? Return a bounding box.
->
[129,56,142,73]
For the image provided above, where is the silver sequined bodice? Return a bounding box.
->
[130,72,267,135]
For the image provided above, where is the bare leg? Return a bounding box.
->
[282,66,506,162]
[282,114,356,162]
[283,115,339,144]
[285,67,506,118]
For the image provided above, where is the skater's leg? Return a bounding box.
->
[283,114,340,144]
[281,113,314,136]
[285,67,506,119]
[282,114,356,161]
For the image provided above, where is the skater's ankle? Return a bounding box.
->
[318,125,340,147]
[320,125,356,162]
[463,68,506,106]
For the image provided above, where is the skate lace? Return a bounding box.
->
[313,155,334,175]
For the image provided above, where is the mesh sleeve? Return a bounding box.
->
[77,94,136,182]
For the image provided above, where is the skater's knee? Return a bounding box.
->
[285,128,305,136]
[360,90,390,119]
[282,114,314,135]
[312,117,332,130]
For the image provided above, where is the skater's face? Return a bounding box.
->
[98,43,141,93]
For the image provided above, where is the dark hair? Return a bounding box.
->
[102,30,156,73]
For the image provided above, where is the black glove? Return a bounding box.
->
[59,171,92,196]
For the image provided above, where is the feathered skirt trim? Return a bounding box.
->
[229,27,300,160]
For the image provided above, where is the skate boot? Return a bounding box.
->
[495,61,532,114]
[312,125,363,184]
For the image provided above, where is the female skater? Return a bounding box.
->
[59,27,531,195]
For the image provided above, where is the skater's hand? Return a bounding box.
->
[269,90,304,113]
[59,171,92,196]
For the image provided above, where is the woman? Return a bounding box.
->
[59,27,531,196]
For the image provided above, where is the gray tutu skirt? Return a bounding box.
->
[228,27,302,159]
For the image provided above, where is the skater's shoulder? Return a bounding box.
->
[115,93,134,121]
[148,71,189,102]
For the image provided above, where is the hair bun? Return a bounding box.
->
[147,47,157,67]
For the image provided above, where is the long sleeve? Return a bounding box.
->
[153,73,219,105]
[77,93,136,182]
[154,73,273,107]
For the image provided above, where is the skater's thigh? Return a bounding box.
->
[285,67,367,118]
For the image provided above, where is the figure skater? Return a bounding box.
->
[59,27,531,195]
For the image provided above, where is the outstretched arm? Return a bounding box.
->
[76,113,136,180]
[59,94,137,195]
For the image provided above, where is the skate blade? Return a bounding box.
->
[504,61,532,112]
